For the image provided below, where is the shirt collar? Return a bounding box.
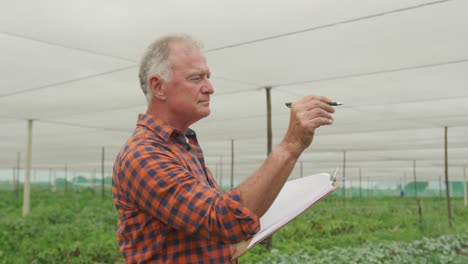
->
[137,113,197,142]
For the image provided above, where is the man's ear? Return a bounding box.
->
[148,76,166,101]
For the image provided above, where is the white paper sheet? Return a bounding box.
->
[248,173,335,247]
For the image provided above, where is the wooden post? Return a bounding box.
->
[102,146,105,198]
[22,119,33,217]
[444,126,452,227]
[416,198,422,225]
[263,86,273,250]
[413,160,417,197]
[265,87,272,156]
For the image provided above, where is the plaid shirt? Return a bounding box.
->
[112,114,260,263]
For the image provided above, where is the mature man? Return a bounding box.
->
[112,34,335,263]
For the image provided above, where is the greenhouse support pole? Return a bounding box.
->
[102,146,105,198]
[413,160,417,197]
[464,167,467,207]
[444,126,452,227]
[22,119,33,217]
[263,86,273,250]
[230,139,234,189]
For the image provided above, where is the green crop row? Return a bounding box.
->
[0,188,467,263]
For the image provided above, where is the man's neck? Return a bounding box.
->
[146,103,191,133]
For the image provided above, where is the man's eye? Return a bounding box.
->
[190,76,202,81]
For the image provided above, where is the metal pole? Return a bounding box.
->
[444,126,452,227]
[230,140,234,189]
[22,119,33,217]
[266,87,272,156]
[463,167,467,207]
[264,86,273,250]
[413,160,417,197]
[102,146,105,198]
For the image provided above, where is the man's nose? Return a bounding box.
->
[202,79,214,95]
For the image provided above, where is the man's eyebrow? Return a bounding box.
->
[187,71,210,78]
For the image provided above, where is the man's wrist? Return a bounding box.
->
[277,140,304,160]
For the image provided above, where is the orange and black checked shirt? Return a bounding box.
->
[112,114,260,263]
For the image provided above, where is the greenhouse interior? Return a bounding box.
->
[1,0,467,263]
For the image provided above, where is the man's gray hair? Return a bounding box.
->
[138,34,203,103]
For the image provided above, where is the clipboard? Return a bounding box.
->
[232,171,338,260]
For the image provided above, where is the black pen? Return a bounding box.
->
[285,102,343,108]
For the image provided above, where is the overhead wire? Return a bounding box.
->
[0,0,455,100]
[206,0,453,52]
[0,0,463,171]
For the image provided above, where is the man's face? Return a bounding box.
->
[164,42,214,125]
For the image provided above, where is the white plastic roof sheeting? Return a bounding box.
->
[1,0,467,182]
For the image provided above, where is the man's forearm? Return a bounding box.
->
[237,141,302,217]
[237,95,335,218]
